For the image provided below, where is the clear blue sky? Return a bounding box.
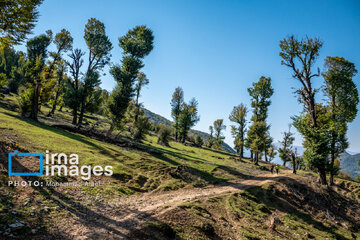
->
[15,0,360,152]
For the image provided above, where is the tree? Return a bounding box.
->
[78,18,113,125]
[323,56,358,185]
[65,48,85,124]
[0,0,43,46]
[280,36,328,185]
[213,119,226,149]
[267,145,277,162]
[25,32,51,120]
[195,135,204,147]
[171,87,184,141]
[229,104,247,158]
[134,72,149,122]
[108,25,153,134]
[208,126,215,148]
[247,76,274,164]
[278,125,295,166]
[157,124,171,146]
[248,121,268,165]
[178,98,200,143]
[48,60,67,116]
[293,104,331,183]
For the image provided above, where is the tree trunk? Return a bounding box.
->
[78,100,85,125]
[59,105,63,112]
[106,124,114,138]
[291,153,296,174]
[250,151,253,162]
[329,134,336,186]
[72,106,78,125]
[254,152,259,165]
[30,83,40,121]
[264,150,268,162]
[318,167,327,185]
[240,144,244,159]
[49,89,60,116]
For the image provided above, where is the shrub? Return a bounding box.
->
[131,115,151,141]
[157,124,171,146]
[195,135,204,147]
[17,87,33,116]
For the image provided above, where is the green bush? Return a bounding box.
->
[17,87,33,116]
[157,124,171,146]
[195,135,204,147]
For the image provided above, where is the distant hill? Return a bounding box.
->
[339,152,360,178]
[143,108,236,153]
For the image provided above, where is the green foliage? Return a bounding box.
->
[132,114,151,141]
[17,86,33,116]
[178,98,200,143]
[0,0,43,45]
[278,125,295,166]
[229,104,247,157]
[0,73,7,88]
[195,135,204,147]
[267,145,277,162]
[108,25,153,130]
[213,119,226,149]
[157,124,172,146]
[248,121,268,156]
[171,87,184,141]
[293,104,330,173]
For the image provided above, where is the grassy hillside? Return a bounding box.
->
[0,94,360,239]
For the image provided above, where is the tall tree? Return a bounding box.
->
[213,119,226,149]
[78,18,113,125]
[65,48,85,124]
[108,25,154,134]
[208,125,215,148]
[247,76,274,164]
[171,87,184,141]
[0,0,43,46]
[322,56,358,185]
[229,104,247,158]
[134,72,149,122]
[279,36,328,184]
[278,125,295,166]
[178,98,200,143]
[48,60,67,116]
[25,32,51,120]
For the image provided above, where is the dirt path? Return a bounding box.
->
[66,171,291,239]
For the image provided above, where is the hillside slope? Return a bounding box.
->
[340,152,360,178]
[143,108,236,153]
[0,97,360,239]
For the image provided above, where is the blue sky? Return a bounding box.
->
[15,0,360,152]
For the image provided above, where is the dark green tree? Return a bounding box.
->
[323,56,358,185]
[171,87,184,141]
[78,18,113,125]
[229,104,247,158]
[278,125,295,166]
[178,98,200,143]
[108,25,154,134]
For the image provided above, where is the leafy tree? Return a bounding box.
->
[48,60,67,116]
[195,135,204,147]
[78,18,113,125]
[0,0,43,46]
[229,104,247,158]
[323,56,358,185]
[293,104,331,183]
[278,125,295,166]
[0,73,7,88]
[108,25,153,134]
[171,87,184,141]
[178,98,200,143]
[213,119,226,149]
[267,145,277,162]
[157,124,171,146]
[247,76,274,163]
[65,48,85,124]
[280,36,329,185]
[25,32,51,120]
[208,126,215,148]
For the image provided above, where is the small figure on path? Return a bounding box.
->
[275,165,279,174]
[270,165,274,174]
